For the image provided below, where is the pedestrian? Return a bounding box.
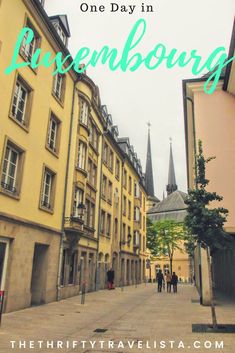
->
[107,268,115,290]
[156,270,164,292]
[171,272,178,293]
[165,271,172,293]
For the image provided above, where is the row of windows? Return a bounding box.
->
[1,139,56,211]
[79,98,100,152]
[100,210,112,237]
[101,174,113,203]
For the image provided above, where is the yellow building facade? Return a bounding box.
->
[0,0,148,312]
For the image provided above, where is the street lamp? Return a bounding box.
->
[77,202,86,220]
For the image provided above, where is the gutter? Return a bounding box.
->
[57,75,80,301]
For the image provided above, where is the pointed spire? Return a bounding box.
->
[166,138,177,196]
[145,122,155,197]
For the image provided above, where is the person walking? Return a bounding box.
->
[171,272,178,293]
[165,271,172,293]
[156,270,164,292]
[107,268,115,290]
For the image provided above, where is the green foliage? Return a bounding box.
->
[147,218,188,261]
[185,140,232,250]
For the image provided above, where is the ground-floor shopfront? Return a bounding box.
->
[0,214,61,313]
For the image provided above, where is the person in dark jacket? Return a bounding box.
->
[156,270,164,292]
[171,272,178,293]
[107,268,115,290]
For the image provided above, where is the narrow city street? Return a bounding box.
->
[0,284,234,353]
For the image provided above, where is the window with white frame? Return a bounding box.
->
[77,141,87,170]
[55,24,67,45]
[134,231,140,246]
[134,181,140,198]
[1,145,20,193]
[11,78,31,126]
[21,19,40,61]
[79,99,89,126]
[53,73,65,101]
[73,188,84,217]
[134,206,140,222]
[47,113,60,153]
[41,168,55,210]
[84,199,95,228]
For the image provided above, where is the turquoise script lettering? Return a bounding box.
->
[5,19,235,94]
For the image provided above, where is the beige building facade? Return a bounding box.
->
[183,18,235,302]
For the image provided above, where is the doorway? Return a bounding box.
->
[30,243,48,306]
[0,238,9,291]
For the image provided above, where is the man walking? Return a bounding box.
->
[171,272,178,293]
[107,268,115,290]
[156,270,164,292]
[165,271,172,293]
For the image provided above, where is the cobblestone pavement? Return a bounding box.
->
[0,284,234,353]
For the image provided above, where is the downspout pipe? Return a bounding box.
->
[95,128,108,291]
[57,75,81,301]
[185,95,202,304]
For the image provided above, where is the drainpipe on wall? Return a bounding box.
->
[57,75,80,302]
[185,96,203,304]
[119,160,124,288]
[95,128,108,291]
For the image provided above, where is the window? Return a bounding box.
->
[21,19,40,61]
[123,196,127,215]
[1,141,24,196]
[73,188,84,217]
[53,73,65,102]
[89,122,99,151]
[102,175,107,198]
[134,231,140,247]
[87,159,97,187]
[106,214,111,236]
[108,181,112,203]
[140,190,143,206]
[103,143,108,164]
[128,176,132,194]
[69,250,78,284]
[84,199,95,228]
[11,76,32,128]
[134,207,140,222]
[47,112,61,154]
[123,169,127,188]
[109,150,113,171]
[91,164,97,187]
[163,264,170,275]
[101,210,105,234]
[122,223,126,242]
[40,167,56,211]
[77,141,87,170]
[79,99,89,126]
[115,158,120,179]
[55,25,67,45]
[114,218,118,238]
[134,182,140,198]
[128,201,131,220]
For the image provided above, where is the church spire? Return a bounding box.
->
[166,138,178,196]
[145,122,155,197]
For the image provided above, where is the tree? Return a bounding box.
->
[147,218,187,274]
[185,140,232,329]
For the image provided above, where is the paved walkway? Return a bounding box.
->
[0,284,234,353]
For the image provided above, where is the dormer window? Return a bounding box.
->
[55,24,67,45]
[49,15,71,48]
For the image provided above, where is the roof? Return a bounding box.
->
[147,190,188,222]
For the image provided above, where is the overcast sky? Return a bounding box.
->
[45,0,234,200]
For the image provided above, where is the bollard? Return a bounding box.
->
[81,281,86,304]
[0,291,5,327]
